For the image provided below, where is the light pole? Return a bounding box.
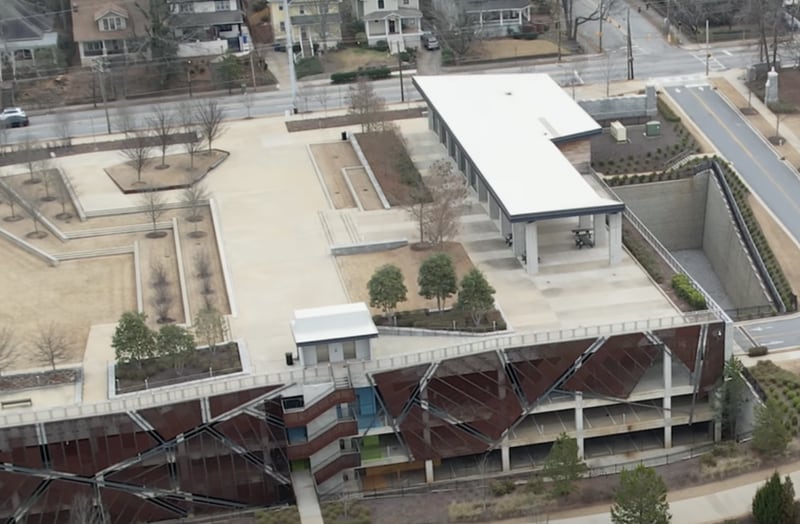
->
[94,58,111,134]
[398,52,405,103]
[283,0,298,112]
[705,19,710,77]
[186,60,193,98]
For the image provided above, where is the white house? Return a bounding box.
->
[72,0,149,66]
[290,303,377,367]
[169,0,252,55]
[358,0,424,52]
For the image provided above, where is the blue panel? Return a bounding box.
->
[286,426,307,444]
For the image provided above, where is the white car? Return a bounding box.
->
[0,107,30,128]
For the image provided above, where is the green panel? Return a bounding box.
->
[291,459,310,471]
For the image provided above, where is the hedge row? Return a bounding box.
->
[330,66,392,84]
[657,96,681,122]
[671,274,707,310]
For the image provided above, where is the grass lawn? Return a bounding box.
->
[295,56,324,79]
[749,360,800,434]
[255,506,301,524]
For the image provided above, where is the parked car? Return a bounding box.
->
[421,32,440,51]
[0,107,29,128]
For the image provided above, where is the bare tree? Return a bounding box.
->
[407,182,432,245]
[32,323,70,371]
[41,169,58,202]
[0,183,22,222]
[113,105,138,136]
[54,110,72,148]
[313,85,329,115]
[150,260,174,323]
[347,77,387,132]
[182,182,209,237]
[25,194,48,239]
[432,4,478,63]
[0,326,18,374]
[139,188,167,238]
[146,104,175,168]
[0,126,8,157]
[195,100,226,153]
[193,250,215,301]
[194,305,226,352]
[121,132,152,184]
[54,170,74,220]
[21,137,44,184]
[69,494,108,524]
[422,160,467,245]
[563,0,617,41]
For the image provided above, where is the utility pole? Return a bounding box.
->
[250,48,258,91]
[94,59,112,134]
[186,60,193,98]
[665,0,671,42]
[626,10,634,80]
[598,0,604,53]
[705,19,710,76]
[398,52,405,103]
[283,0,298,112]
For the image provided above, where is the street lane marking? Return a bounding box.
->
[723,50,733,56]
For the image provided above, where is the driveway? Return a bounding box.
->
[415,47,441,75]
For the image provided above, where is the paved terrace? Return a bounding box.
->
[7,103,690,413]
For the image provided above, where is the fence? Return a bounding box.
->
[114,366,245,396]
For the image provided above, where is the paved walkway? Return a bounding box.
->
[291,471,324,524]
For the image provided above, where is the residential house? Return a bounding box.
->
[169,0,252,56]
[434,0,532,38]
[358,0,423,52]
[0,0,60,79]
[270,0,343,55]
[71,0,149,66]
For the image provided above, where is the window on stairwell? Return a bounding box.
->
[343,340,356,359]
[282,395,305,410]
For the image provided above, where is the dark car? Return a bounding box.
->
[0,107,30,128]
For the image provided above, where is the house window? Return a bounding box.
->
[299,7,305,14]
[215,0,229,10]
[217,24,233,31]
[279,21,286,31]
[84,41,104,57]
[178,2,194,12]
[378,0,384,8]
[106,39,124,54]
[402,0,409,4]
[100,16,125,31]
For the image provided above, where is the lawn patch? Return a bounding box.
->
[355,130,422,205]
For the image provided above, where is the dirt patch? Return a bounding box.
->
[115,342,241,394]
[747,194,800,295]
[285,108,424,132]
[470,38,561,61]
[336,242,476,315]
[105,150,228,193]
[324,48,396,72]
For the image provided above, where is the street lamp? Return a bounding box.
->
[283,0,298,112]
[186,60,193,98]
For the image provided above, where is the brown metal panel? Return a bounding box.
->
[216,413,270,450]
[0,471,42,516]
[506,341,591,404]
[654,325,702,372]
[99,487,176,524]
[286,420,358,460]
[372,364,430,417]
[313,452,359,484]
[138,400,203,440]
[701,322,726,390]
[208,385,282,418]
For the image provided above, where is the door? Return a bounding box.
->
[329,342,344,362]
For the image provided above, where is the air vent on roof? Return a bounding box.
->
[505,91,512,96]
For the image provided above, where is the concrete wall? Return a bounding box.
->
[556,139,591,173]
[613,172,710,251]
[703,178,772,310]
[578,85,657,124]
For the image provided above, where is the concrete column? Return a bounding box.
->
[445,130,452,156]
[477,178,488,203]
[501,443,511,472]
[575,392,584,459]
[512,222,525,257]
[501,212,511,237]
[525,222,539,275]
[593,214,608,246]
[488,195,500,220]
[425,459,434,483]
[608,212,622,265]
[465,162,475,190]
[427,110,434,131]
[578,215,591,229]
[663,345,672,449]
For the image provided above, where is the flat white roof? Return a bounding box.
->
[291,302,378,345]
[413,73,623,220]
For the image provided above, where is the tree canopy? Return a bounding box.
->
[611,464,671,524]
[752,471,798,524]
[418,253,457,311]
[752,397,791,456]
[542,433,587,496]
[457,269,496,326]
[112,311,156,366]
[368,264,407,317]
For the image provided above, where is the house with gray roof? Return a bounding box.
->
[0,0,60,79]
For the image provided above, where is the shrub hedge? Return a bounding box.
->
[330,66,392,84]
[657,96,682,122]
[671,274,707,310]
[748,345,769,357]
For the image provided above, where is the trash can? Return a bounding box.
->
[285,352,294,366]
[341,131,348,141]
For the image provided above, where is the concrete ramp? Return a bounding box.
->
[291,471,324,524]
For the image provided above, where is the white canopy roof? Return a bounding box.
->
[413,73,623,220]
[291,302,378,346]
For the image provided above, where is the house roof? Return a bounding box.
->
[0,0,55,43]
[291,303,378,345]
[71,0,148,43]
[364,8,422,20]
[94,5,129,22]
[413,74,623,221]
[171,10,245,28]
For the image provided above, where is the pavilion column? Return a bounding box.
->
[488,195,500,220]
[384,19,389,36]
[594,214,608,246]
[501,442,511,472]
[525,222,539,275]
[575,392,584,459]
[477,178,488,203]
[663,345,673,449]
[608,212,622,265]
[578,215,591,229]
[512,222,525,257]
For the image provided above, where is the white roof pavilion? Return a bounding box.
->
[290,302,378,346]
[413,73,623,221]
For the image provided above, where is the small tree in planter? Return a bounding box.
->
[194,306,226,353]
[140,188,167,238]
[112,311,157,369]
[368,264,407,319]
[146,104,176,169]
[182,182,209,237]
[156,324,195,374]
[121,132,152,185]
[32,323,70,371]
[457,269,496,327]
[418,253,457,312]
